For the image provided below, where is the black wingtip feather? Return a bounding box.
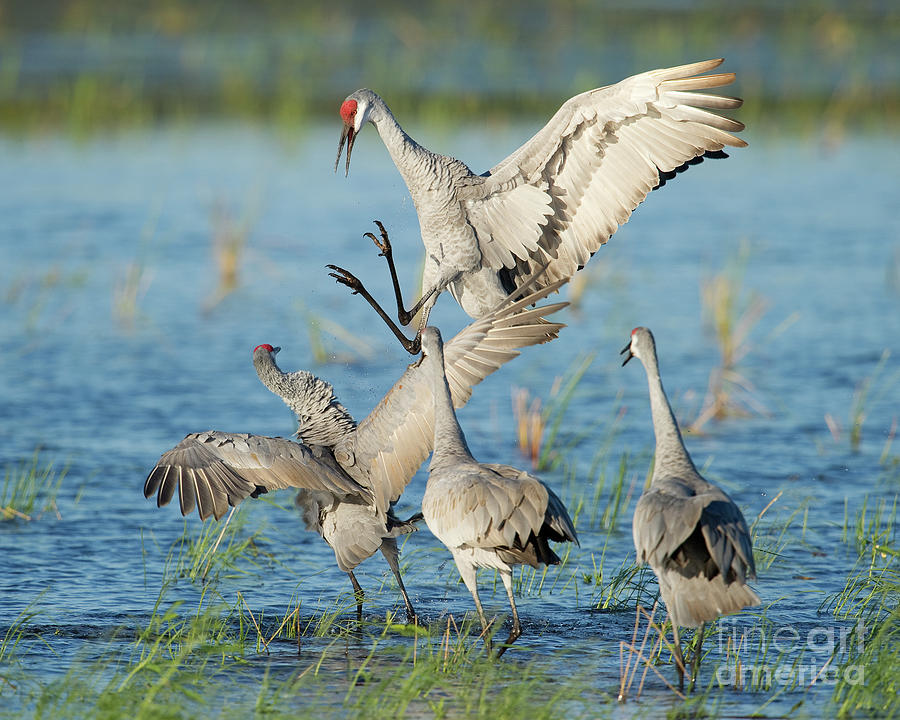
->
[157,467,177,508]
[654,149,730,190]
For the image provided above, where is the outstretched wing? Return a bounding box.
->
[352,278,568,515]
[465,59,745,285]
[143,431,370,521]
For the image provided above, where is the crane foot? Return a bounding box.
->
[326,264,363,295]
[364,219,393,259]
[326,264,422,355]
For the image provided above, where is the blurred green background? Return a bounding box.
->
[1,0,897,137]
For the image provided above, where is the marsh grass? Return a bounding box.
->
[141,505,270,591]
[1,3,896,136]
[618,602,690,702]
[112,260,153,329]
[296,301,375,365]
[511,353,596,471]
[4,265,88,335]
[842,494,898,560]
[7,490,879,720]
[584,555,658,612]
[204,196,259,312]
[690,245,772,432]
[824,518,899,718]
[748,492,800,574]
[881,419,898,467]
[0,601,42,668]
[342,637,587,720]
[1,451,66,521]
[23,597,257,720]
[826,349,899,453]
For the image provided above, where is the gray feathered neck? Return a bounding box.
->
[421,327,476,473]
[254,353,357,448]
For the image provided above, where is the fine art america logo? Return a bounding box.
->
[713,620,866,687]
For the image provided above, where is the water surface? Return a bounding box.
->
[1,124,898,716]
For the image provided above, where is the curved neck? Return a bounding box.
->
[253,355,357,448]
[640,350,697,480]
[368,96,433,188]
[426,341,476,472]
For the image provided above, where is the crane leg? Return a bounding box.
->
[495,570,522,658]
[379,542,418,624]
[456,560,492,655]
[347,571,364,622]
[326,264,429,354]
[395,574,418,625]
[672,622,685,693]
[690,622,705,691]
[364,220,439,328]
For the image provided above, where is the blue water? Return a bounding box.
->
[1,124,898,716]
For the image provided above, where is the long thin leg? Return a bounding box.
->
[456,559,492,655]
[495,570,522,658]
[394,572,417,625]
[672,621,685,693]
[364,221,422,327]
[327,264,434,354]
[690,622,705,691]
[347,571,364,622]
[379,541,418,624]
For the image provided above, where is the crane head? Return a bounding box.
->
[253,343,281,358]
[335,92,372,177]
[335,98,359,177]
[621,327,653,366]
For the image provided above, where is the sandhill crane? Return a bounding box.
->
[144,279,568,622]
[335,59,745,352]
[622,327,759,690]
[419,326,579,657]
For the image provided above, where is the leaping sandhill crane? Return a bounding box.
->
[335,59,745,352]
[622,327,759,690]
[144,278,568,622]
[419,325,579,657]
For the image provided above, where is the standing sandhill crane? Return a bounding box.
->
[144,279,568,622]
[622,327,759,690]
[419,326,579,657]
[335,59,745,352]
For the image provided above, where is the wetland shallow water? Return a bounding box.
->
[1,123,898,717]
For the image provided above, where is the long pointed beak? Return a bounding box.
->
[273,346,281,355]
[335,124,356,177]
[620,342,633,366]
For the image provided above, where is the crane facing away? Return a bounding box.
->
[335,59,745,352]
[144,278,568,622]
[420,326,579,657]
[622,327,759,690]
